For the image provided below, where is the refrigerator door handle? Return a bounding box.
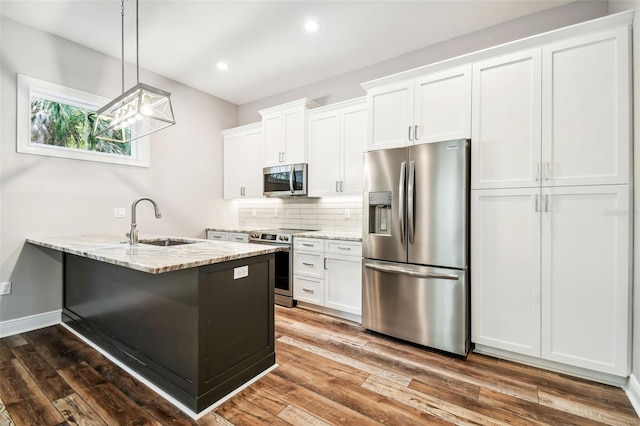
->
[399,162,407,243]
[407,160,415,244]
[364,262,459,281]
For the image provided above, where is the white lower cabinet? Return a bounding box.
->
[293,238,362,319]
[206,230,249,243]
[471,185,630,376]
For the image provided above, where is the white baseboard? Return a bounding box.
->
[625,374,640,417]
[0,310,61,338]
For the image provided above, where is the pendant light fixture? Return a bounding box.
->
[93,0,175,143]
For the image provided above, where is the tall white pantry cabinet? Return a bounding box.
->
[471,24,632,378]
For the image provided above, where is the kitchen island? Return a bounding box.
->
[27,235,280,415]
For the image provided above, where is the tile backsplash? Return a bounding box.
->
[238,197,362,232]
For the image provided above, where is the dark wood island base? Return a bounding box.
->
[61,252,276,414]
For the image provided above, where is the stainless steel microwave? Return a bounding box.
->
[263,163,308,197]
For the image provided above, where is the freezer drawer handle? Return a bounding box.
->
[365,263,459,280]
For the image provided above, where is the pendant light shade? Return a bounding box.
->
[92,0,175,143]
[93,83,175,142]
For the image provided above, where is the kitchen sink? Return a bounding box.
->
[139,238,199,247]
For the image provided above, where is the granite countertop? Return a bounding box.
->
[205,227,262,233]
[292,230,362,242]
[27,235,283,274]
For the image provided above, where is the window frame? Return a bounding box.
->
[17,74,150,168]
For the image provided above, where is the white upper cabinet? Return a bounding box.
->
[542,27,630,186]
[260,98,319,167]
[223,123,264,199]
[414,66,472,144]
[366,66,471,151]
[472,49,542,189]
[308,98,367,197]
[472,27,630,190]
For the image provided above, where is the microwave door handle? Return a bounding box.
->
[399,162,406,244]
[289,165,295,193]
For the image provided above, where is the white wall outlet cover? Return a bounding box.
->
[0,281,12,295]
[345,208,351,219]
[234,266,248,280]
[114,208,126,218]
[273,208,279,217]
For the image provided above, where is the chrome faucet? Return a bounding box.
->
[127,197,162,245]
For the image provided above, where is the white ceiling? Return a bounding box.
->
[1,0,575,105]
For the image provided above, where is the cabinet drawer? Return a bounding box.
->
[294,275,324,305]
[294,251,324,278]
[325,240,362,256]
[207,231,229,241]
[229,232,248,243]
[294,238,324,252]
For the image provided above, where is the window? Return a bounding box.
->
[17,74,150,167]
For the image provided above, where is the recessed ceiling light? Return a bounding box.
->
[304,19,320,33]
[216,62,229,71]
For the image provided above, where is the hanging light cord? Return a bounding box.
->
[121,0,125,94]
[136,0,140,84]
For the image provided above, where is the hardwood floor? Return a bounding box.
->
[1,305,638,425]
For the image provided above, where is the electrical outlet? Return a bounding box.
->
[0,281,11,296]
[114,208,126,218]
[252,209,257,217]
[344,208,351,219]
[273,208,279,218]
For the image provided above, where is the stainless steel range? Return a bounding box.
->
[249,228,311,307]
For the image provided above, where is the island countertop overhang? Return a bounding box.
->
[27,234,284,274]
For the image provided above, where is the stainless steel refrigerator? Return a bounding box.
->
[362,138,470,356]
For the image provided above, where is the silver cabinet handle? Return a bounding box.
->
[337,246,351,251]
[408,126,413,141]
[414,125,418,141]
[535,163,540,181]
[340,181,344,192]
[289,165,295,193]
[365,262,459,280]
[324,258,327,269]
[336,181,339,192]
[534,194,540,212]
[212,235,222,239]
[544,194,550,212]
[407,160,415,244]
[234,237,244,241]
[278,152,282,163]
[302,262,314,266]
[399,162,406,243]
[282,152,286,163]
[302,243,314,247]
[544,162,551,180]
[302,288,314,294]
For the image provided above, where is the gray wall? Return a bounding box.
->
[0,17,239,321]
[609,0,639,383]
[238,0,608,125]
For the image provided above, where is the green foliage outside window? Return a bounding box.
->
[30,98,131,156]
